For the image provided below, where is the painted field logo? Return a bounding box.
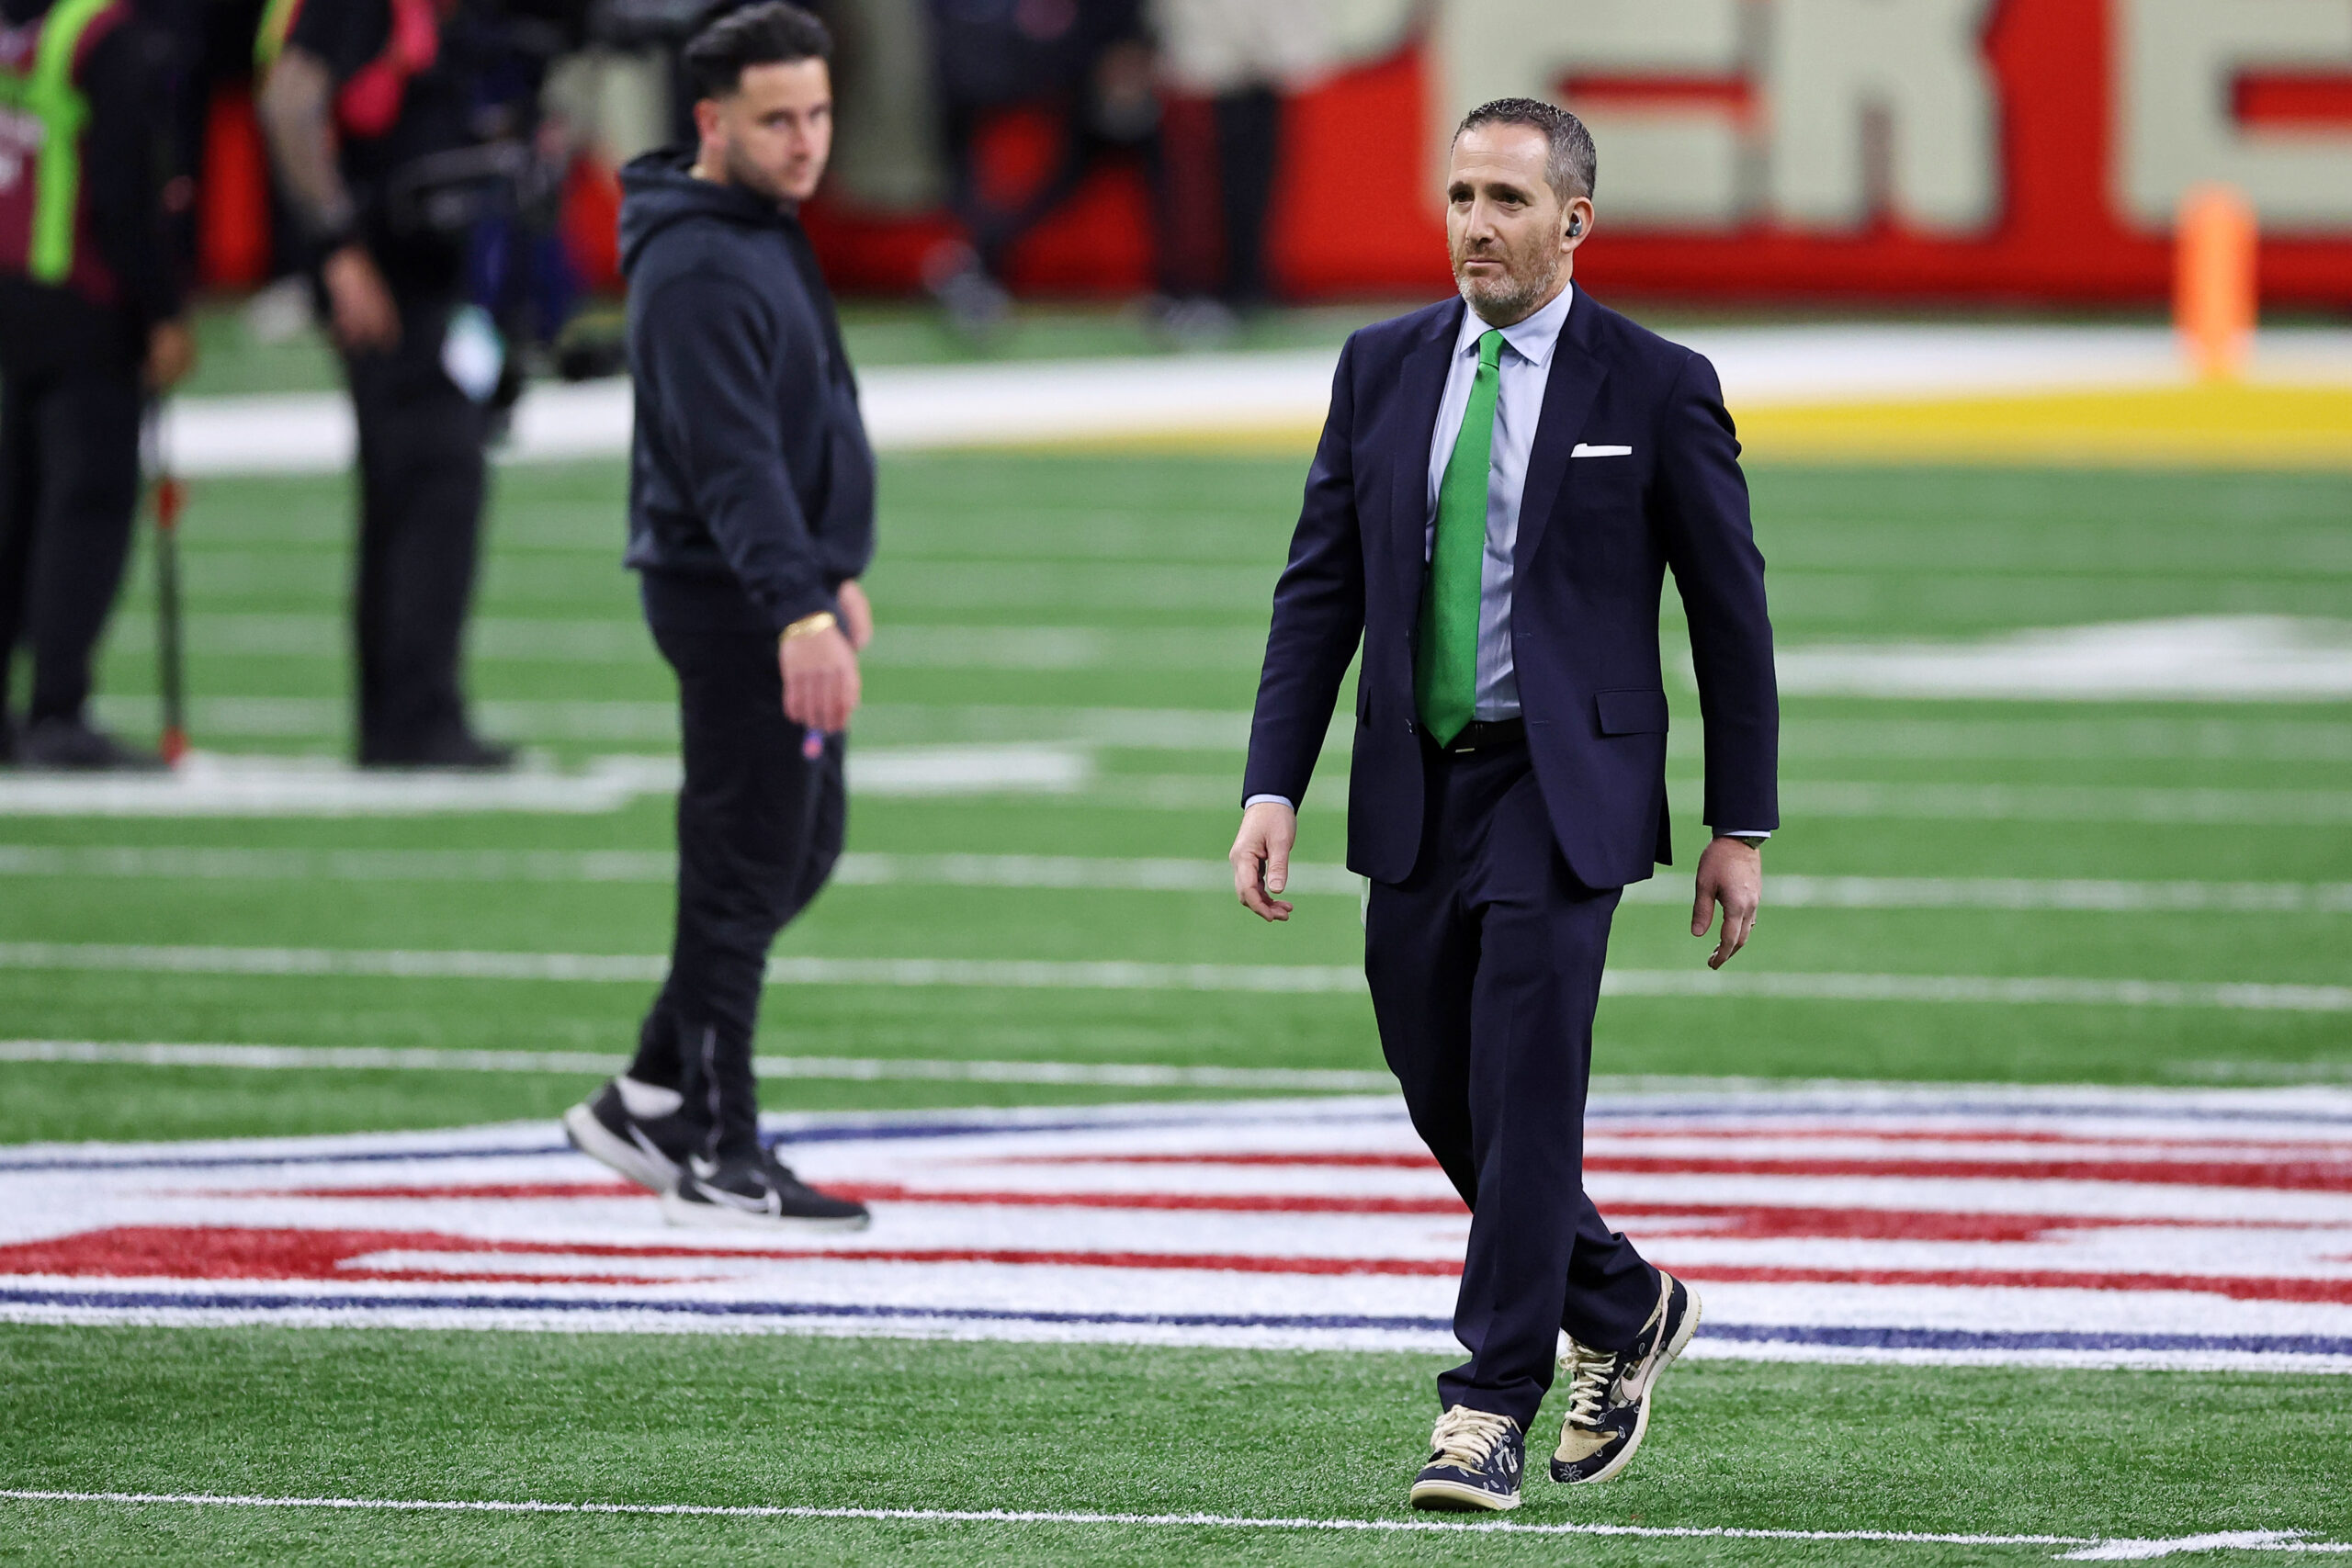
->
[1,1086,2347,1372]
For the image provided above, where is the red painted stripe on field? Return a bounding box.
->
[1589,1128,2351,1156]
[1606,1205,2303,1243]
[235,1187,2340,1246]
[5,1222,2352,1306]
[0,1226,712,1284]
[250,1182,648,1201]
[242,1181,1473,1213]
[1661,1265,2352,1305]
[0,1225,1460,1282]
[1043,1153,2352,1192]
[9,1226,2352,1304]
[803,1191,2341,1245]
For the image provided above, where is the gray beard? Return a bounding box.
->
[1457,252,1561,325]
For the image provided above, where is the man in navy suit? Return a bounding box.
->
[1230,98,1777,1513]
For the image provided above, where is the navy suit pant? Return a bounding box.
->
[1364,736,1661,1428]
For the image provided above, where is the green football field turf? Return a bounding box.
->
[7,452,2346,1141]
[4,1327,2349,1566]
[4,445,2347,1561]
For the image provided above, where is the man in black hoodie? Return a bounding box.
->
[562,1,871,1233]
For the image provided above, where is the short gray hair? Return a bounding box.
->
[1453,98,1596,204]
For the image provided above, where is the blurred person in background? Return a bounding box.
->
[255,0,583,769]
[922,0,1155,336]
[1145,0,1331,342]
[0,0,196,769]
[561,2,871,1232]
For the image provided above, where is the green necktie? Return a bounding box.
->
[1416,328,1502,748]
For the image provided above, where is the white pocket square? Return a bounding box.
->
[1572,444,1633,457]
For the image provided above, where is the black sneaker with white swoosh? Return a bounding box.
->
[562,1076,701,1194]
[661,1147,872,1233]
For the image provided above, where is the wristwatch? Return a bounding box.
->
[781,610,838,641]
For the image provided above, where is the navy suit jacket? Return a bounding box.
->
[1241,291,1779,889]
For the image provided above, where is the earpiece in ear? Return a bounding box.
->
[1567,216,1583,237]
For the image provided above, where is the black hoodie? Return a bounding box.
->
[619,148,876,633]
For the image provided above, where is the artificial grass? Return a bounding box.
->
[3,451,2346,1143]
[0,1325,2345,1566]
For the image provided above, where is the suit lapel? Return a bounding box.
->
[1513,297,1609,575]
[1386,300,1463,610]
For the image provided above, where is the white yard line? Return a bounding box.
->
[88,698,1293,750]
[1780,781,2352,827]
[110,613,2352,696]
[0,1041,1393,1091]
[0,748,1094,817]
[3,846,2346,915]
[1777,617,2352,703]
[13,1044,2352,1104]
[1716,876,2352,914]
[80,700,2352,762]
[13,750,2351,822]
[103,617,1265,671]
[0,942,2343,1010]
[1771,723,2352,767]
[0,1488,2342,1557]
[1780,718,2352,765]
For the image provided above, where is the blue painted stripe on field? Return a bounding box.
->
[0,1145,574,1173]
[3,1089,2344,1173]
[0,1110,1408,1173]
[1707,1322,2352,1358]
[5,1288,2352,1360]
[1582,1100,2352,1128]
[0,1286,1454,1336]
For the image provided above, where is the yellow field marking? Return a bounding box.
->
[1738,383,2352,469]
[993,423,1324,456]
[995,383,2352,468]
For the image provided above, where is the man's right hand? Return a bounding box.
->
[322,244,399,352]
[781,623,860,733]
[1230,801,1298,922]
[144,318,198,391]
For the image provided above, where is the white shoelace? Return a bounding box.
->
[1561,1340,1617,1431]
[1428,1405,1516,1469]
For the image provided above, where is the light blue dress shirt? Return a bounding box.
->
[1422,279,1576,721]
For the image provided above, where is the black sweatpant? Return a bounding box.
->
[342,292,489,761]
[0,358,144,727]
[627,620,846,1157]
[1155,85,1281,305]
[1363,737,1661,1430]
[1210,87,1279,305]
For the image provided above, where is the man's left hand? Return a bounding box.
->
[144,318,198,392]
[836,580,874,650]
[1691,835,1762,970]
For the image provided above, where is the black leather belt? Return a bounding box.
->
[1428,717,1526,755]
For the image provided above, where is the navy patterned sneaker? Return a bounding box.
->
[562,1076,699,1194]
[1551,1270,1702,1484]
[1408,1406,1524,1512]
[661,1147,872,1233]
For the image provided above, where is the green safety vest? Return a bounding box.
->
[0,0,119,285]
[253,0,296,71]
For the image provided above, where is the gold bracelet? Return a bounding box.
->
[781,611,838,641]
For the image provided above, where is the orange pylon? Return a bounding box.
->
[2174,185,2256,382]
